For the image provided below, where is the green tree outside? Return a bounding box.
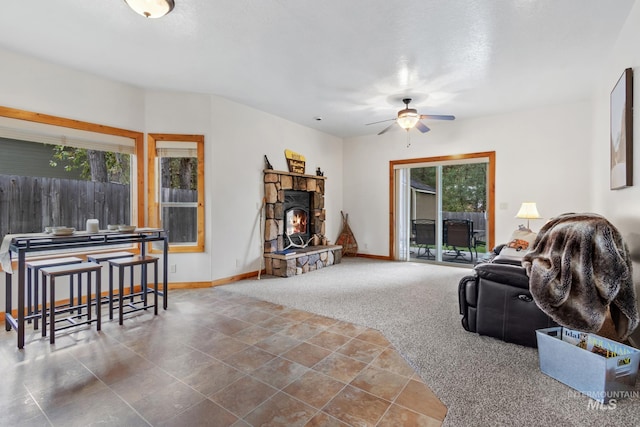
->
[49,146,130,184]
[411,163,486,212]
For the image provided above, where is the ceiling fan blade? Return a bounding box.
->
[365,118,396,126]
[419,114,455,121]
[378,122,397,135]
[415,121,431,133]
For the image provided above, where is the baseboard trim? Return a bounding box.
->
[355,253,392,261]
[211,270,261,287]
[169,281,215,289]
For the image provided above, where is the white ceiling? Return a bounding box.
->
[0,1,634,138]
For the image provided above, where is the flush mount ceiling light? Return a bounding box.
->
[125,0,175,18]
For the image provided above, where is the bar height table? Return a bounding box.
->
[2,229,168,349]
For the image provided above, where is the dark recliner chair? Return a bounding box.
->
[458,256,556,347]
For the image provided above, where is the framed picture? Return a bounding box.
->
[610,68,633,190]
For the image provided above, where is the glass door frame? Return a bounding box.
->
[389,151,495,261]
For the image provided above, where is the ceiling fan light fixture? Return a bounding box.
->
[125,0,175,18]
[397,109,420,130]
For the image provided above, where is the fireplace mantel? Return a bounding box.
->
[263,169,341,277]
[263,169,328,180]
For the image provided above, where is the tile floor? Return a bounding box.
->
[0,287,447,426]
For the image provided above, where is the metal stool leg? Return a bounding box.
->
[27,267,33,324]
[49,275,56,344]
[141,262,148,308]
[41,274,47,338]
[108,264,114,320]
[129,265,134,303]
[153,260,158,315]
[118,265,125,326]
[86,274,92,323]
[96,272,101,331]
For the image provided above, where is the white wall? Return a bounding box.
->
[0,48,145,130]
[343,101,594,256]
[590,0,640,345]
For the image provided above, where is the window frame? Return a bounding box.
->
[147,133,205,253]
[390,151,496,260]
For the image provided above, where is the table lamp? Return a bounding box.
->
[516,202,541,230]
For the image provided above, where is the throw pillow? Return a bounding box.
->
[496,228,538,261]
[506,229,537,251]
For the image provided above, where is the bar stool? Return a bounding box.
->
[87,251,134,316]
[26,257,83,329]
[108,255,158,325]
[40,262,102,344]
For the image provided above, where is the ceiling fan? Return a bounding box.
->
[366,98,455,135]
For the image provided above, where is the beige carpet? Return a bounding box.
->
[222,257,640,427]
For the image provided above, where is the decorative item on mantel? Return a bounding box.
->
[316,167,324,176]
[264,155,273,170]
[312,233,328,246]
[285,149,306,174]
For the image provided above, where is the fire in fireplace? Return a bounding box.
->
[284,190,311,245]
[286,210,308,235]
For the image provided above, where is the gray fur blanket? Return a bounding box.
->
[522,213,639,340]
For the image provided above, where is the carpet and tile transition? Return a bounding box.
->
[223,257,640,427]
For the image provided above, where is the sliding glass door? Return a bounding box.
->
[392,152,494,265]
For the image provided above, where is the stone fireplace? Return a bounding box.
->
[263,169,342,277]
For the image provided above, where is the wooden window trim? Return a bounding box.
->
[147,133,205,253]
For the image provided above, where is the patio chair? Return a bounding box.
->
[443,219,477,262]
[413,219,436,259]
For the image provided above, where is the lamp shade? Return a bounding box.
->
[516,202,541,219]
[125,0,174,18]
[397,109,420,130]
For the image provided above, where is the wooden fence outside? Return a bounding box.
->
[0,175,130,236]
[442,211,487,233]
[0,175,200,243]
[161,188,197,243]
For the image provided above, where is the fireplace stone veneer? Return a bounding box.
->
[263,169,342,277]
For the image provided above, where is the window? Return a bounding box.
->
[0,106,144,239]
[148,134,204,253]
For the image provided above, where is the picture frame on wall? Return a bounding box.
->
[610,68,633,190]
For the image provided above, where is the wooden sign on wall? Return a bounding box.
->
[285,149,306,174]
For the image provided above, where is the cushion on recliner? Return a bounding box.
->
[474,263,530,289]
[493,229,538,263]
[458,275,477,332]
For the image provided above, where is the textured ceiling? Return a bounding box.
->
[0,1,634,138]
